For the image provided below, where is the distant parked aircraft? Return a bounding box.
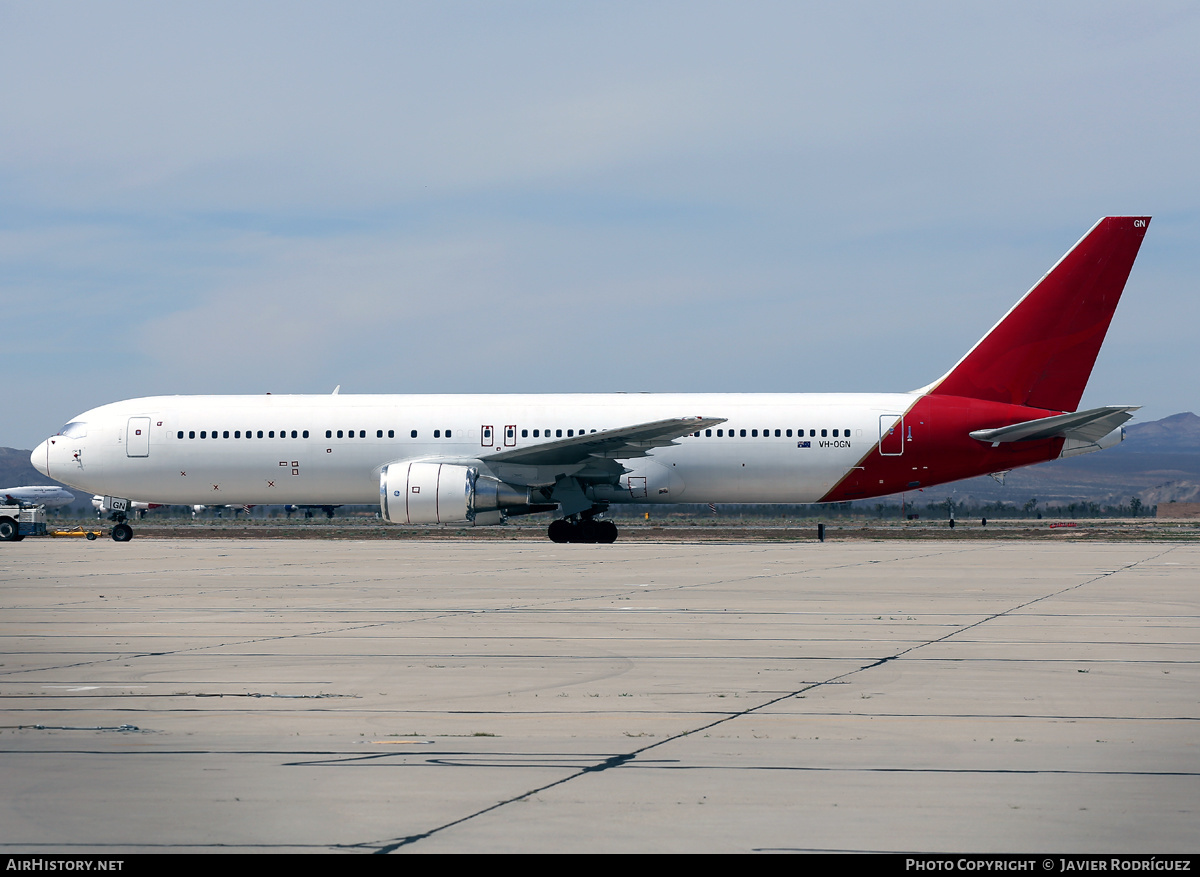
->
[2,486,75,508]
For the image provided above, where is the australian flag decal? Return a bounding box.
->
[797,440,811,448]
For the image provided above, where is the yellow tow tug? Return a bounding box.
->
[0,505,102,541]
[50,526,104,540]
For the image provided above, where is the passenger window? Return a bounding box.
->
[556,429,562,437]
[446,429,452,438]
[410,430,417,438]
[821,429,827,437]
[434,430,441,438]
[387,430,393,438]
[705,429,712,437]
[786,429,792,437]
[337,430,343,438]
[188,431,195,439]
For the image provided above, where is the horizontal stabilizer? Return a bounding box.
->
[969,405,1139,444]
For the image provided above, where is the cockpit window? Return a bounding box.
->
[58,421,88,438]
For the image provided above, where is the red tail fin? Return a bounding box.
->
[928,216,1150,411]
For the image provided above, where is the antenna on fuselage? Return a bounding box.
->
[332,385,341,395]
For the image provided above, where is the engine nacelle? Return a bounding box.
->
[380,461,529,524]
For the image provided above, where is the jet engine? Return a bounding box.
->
[380,461,530,524]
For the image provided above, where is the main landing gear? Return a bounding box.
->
[547,516,619,544]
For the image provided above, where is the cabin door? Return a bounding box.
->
[126,417,151,457]
[878,414,904,456]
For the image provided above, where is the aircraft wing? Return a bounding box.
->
[969,405,1139,444]
[485,417,727,467]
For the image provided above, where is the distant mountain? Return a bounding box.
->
[0,446,55,489]
[934,412,1200,507]
[1123,412,1200,452]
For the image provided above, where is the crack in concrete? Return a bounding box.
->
[352,543,1180,853]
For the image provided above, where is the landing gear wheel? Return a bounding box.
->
[111,523,134,542]
[546,518,619,544]
[0,518,18,542]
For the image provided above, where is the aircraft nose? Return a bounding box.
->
[31,440,50,477]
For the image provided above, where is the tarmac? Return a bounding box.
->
[1,536,1197,853]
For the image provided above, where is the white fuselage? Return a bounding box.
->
[32,392,917,507]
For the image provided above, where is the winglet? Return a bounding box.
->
[928,217,1150,411]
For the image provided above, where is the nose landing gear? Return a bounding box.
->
[100,498,135,542]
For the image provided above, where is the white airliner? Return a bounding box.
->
[1,486,76,509]
[29,217,1150,544]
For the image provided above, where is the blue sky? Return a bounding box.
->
[4,1,1197,449]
